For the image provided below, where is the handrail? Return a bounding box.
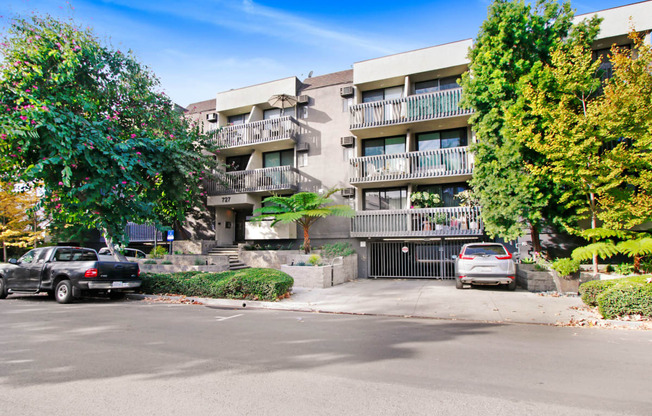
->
[209,116,298,148]
[349,146,473,183]
[205,165,300,195]
[349,88,472,129]
[351,206,483,237]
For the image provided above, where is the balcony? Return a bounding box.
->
[349,88,471,132]
[210,116,298,156]
[205,165,300,196]
[350,206,482,238]
[349,146,472,187]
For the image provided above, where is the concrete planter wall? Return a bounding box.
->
[136,254,229,273]
[139,264,229,273]
[172,240,217,255]
[516,264,557,292]
[281,264,335,289]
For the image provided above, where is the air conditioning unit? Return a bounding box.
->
[340,136,355,147]
[341,188,355,198]
[296,142,310,152]
[297,95,309,104]
[206,113,218,122]
[340,86,354,97]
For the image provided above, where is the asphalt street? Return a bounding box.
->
[1,295,650,415]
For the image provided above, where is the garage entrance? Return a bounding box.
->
[368,240,476,279]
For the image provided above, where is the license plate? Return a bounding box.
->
[473,267,492,273]
[112,281,124,288]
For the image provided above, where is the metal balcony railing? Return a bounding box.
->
[209,116,298,148]
[350,206,482,238]
[349,88,472,129]
[349,146,473,184]
[100,223,164,243]
[205,165,300,195]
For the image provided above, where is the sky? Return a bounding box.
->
[0,0,642,107]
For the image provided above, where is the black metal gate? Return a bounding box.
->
[368,239,475,279]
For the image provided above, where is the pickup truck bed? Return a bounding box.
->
[0,246,141,303]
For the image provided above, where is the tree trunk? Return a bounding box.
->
[303,227,311,254]
[529,222,542,254]
[633,254,641,274]
[101,228,128,262]
[2,240,6,263]
[590,193,598,274]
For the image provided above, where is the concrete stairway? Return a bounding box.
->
[207,246,249,270]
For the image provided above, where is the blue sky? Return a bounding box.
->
[0,0,639,107]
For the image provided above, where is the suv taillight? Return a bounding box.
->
[496,252,513,260]
[84,268,98,278]
[459,251,474,260]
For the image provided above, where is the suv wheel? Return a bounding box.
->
[55,280,74,304]
[455,278,464,289]
[506,279,517,291]
[0,277,7,299]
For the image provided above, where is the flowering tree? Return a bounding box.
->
[0,181,43,261]
[0,15,216,258]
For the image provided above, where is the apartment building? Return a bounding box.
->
[187,1,652,279]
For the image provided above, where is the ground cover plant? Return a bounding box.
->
[140,268,293,301]
[579,276,651,319]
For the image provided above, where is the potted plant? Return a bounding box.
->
[550,258,581,294]
[433,213,448,230]
[455,189,480,229]
[410,191,443,209]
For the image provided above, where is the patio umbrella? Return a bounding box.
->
[267,94,298,116]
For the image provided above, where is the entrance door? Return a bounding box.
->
[234,209,252,243]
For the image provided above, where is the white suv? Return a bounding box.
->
[454,243,516,290]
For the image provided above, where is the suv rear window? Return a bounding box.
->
[464,245,507,256]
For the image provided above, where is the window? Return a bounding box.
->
[19,249,36,264]
[362,86,403,102]
[227,113,249,126]
[414,76,458,94]
[263,149,294,168]
[416,128,467,150]
[263,108,282,120]
[414,183,468,207]
[226,155,251,172]
[36,249,49,263]
[363,136,406,156]
[364,188,407,210]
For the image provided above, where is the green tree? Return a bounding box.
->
[0,181,43,261]
[252,190,355,254]
[521,32,652,272]
[460,0,600,251]
[0,15,216,259]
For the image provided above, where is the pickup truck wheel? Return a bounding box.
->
[109,291,125,300]
[0,277,7,299]
[54,280,74,304]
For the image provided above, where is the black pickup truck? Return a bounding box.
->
[0,246,141,303]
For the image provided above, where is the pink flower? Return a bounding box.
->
[136,152,141,155]
[169,134,174,139]
[25,89,31,93]
[42,106,48,111]
[58,181,63,185]
[19,115,27,121]
[131,134,136,138]
[121,181,127,185]
[85,177,90,180]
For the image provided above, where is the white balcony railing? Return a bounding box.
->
[350,88,472,129]
[350,206,482,238]
[205,165,300,195]
[209,116,298,148]
[349,146,473,184]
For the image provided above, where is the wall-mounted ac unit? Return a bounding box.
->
[341,188,355,198]
[296,142,310,152]
[340,86,354,97]
[340,136,355,147]
[206,113,218,122]
[297,95,309,104]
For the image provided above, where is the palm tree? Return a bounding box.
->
[252,189,355,254]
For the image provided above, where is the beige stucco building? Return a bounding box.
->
[184,1,652,279]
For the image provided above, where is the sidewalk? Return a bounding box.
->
[134,278,638,327]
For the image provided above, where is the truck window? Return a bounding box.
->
[35,249,50,263]
[19,250,36,264]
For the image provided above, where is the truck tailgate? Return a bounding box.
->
[96,261,139,280]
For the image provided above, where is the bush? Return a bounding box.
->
[598,283,652,319]
[161,260,172,265]
[579,275,651,318]
[308,254,321,266]
[614,263,635,275]
[139,268,293,301]
[321,242,355,258]
[551,258,580,277]
[194,257,206,266]
[144,259,157,265]
[149,246,167,259]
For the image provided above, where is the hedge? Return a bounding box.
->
[579,276,648,306]
[578,276,651,319]
[140,268,293,301]
[597,284,652,319]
